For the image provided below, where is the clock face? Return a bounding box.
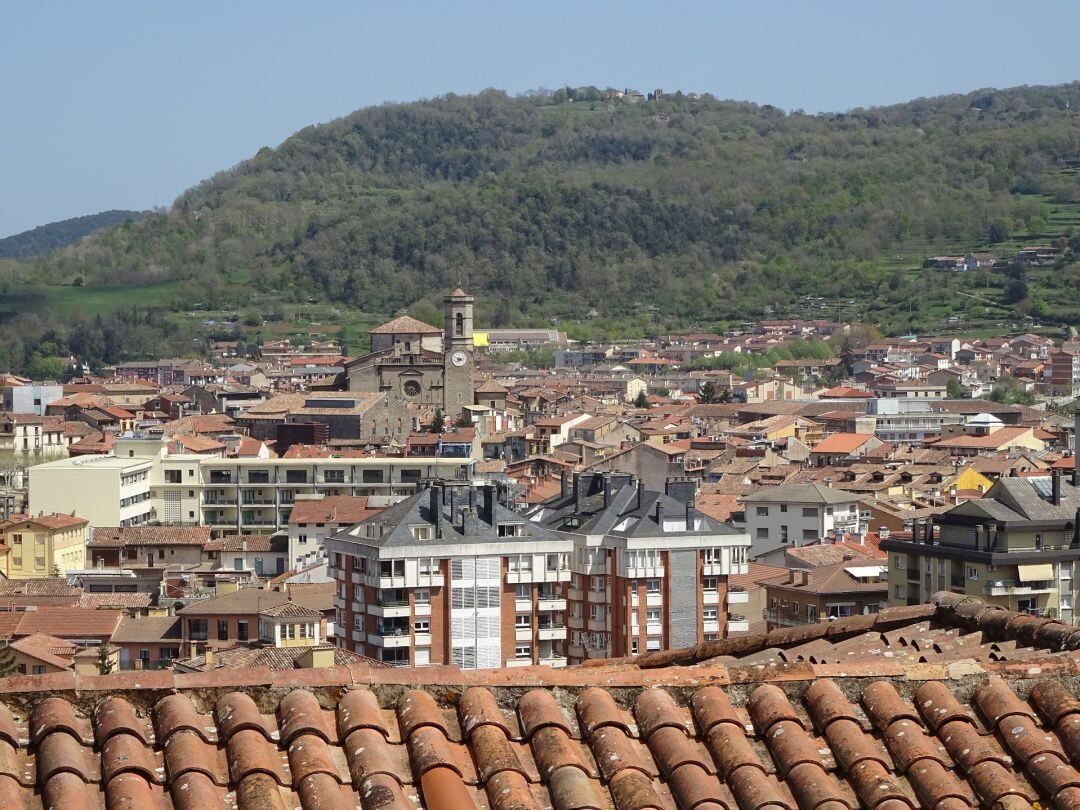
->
[451,351,468,367]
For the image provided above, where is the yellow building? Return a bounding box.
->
[0,513,89,578]
[952,466,993,496]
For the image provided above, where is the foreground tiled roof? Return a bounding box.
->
[2,612,1080,809]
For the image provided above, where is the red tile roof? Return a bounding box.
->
[12,607,122,639]
[0,512,88,531]
[286,495,379,526]
[810,432,875,454]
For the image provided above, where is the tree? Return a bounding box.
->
[633,390,648,408]
[455,412,471,428]
[945,378,966,399]
[698,381,718,404]
[0,644,16,678]
[430,409,445,434]
[96,644,113,675]
[719,387,733,404]
[51,564,60,578]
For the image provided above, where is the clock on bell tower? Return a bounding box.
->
[442,287,474,417]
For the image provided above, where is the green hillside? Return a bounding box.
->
[2,83,1080,373]
[0,210,146,260]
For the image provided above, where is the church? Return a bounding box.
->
[343,289,475,417]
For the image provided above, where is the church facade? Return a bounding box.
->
[344,289,475,417]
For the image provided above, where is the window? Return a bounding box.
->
[967,567,978,581]
[893,555,905,570]
[703,608,718,620]
[780,504,787,513]
[10,535,20,545]
[590,576,605,592]
[379,559,405,578]
[217,620,229,641]
[755,506,769,516]
[630,639,639,654]
[165,470,182,484]
[1062,595,1073,611]
[414,620,429,633]
[324,470,345,483]
[32,665,45,675]
[298,534,308,545]
[801,507,818,518]
[515,644,531,659]
[894,585,905,598]
[1062,562,1073,581]
[190,620,208,641]
[414,589,430,605]
[515,584,530,600]
[646,637,661,651]
[756,528,769,540]
[645,578,661,595]
[646,608,661,623]
[237,621,248,642]
[792,601,800,615]
[807,605,817,622]
[780,526,788,543]
[515,614,531,628]
[702,577,717,593]
[589,604,603,621]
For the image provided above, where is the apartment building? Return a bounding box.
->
[742,483,863,564]
[882,471,1080,623]
[287,495,380,571]
[762,562,888,629]
[0,513,88,577]
[28,454,154,529]
[28,436,472,534]
[327,481,572,669]
[528,473,751,664]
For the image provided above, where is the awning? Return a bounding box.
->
[1017,563,1054,582]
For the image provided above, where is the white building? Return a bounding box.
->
[741,483,863,564]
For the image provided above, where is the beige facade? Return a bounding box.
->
[0,514,88,578]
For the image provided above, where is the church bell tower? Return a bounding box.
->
[442,288,475,417]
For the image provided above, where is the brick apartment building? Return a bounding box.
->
[528,473,751,663]
[327,480,572,669]
[327,474,751,669]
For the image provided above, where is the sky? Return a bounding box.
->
[2,2,1080,238]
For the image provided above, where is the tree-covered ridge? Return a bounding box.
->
[8,83,1080,330]
[0,210,146,260]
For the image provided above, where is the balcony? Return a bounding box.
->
[703,620,720,634]
[515,627,532,642]
[538,597,567,611]
[984,580,1056,597]
[368,628,410,648]
[505,659,532,668]
[537,624,567,641]
[413,632,431,646]
[726,615,749,633]
[414,603,431,617]
[587,618,606,632]
[567,588,584,602]
[538,655,567,668]
[587,590,608,604]
[763,609,807,628]
[949,574,965,589]
[726,588,748,605]
[645,593,662,607]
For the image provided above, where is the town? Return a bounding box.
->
[0,286,1075,679]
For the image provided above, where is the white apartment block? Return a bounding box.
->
[742,482,863,563]
[29,435,473,533]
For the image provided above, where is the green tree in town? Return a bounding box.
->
[96,644,114,675]
[945,378,966,399]
[430,408,445,434]
[633,390,648,408]
[0,644,16,678]
[698,381,718,404]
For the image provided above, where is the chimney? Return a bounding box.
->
[974,525,984,550]
[468,486,479,513]
[560,470,569,499]
[483,484,495,525]
[987,523,997,550]
[685,501,695,529]
[655,501,664,527]
[573,473,582,513]
[429,486,442,538]
[1052,470,1062,507]
[461,507,481,537]
[204,647,213,666]
[925,519,934,543]
[1073,507,1080,548]
[878,527,889,540]
[636,479,645,510]
[603,476,612,508]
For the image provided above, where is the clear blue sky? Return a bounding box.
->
[2,1,1079,238]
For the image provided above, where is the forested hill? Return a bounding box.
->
[9,84,1080,328]
[0,210,145,259]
